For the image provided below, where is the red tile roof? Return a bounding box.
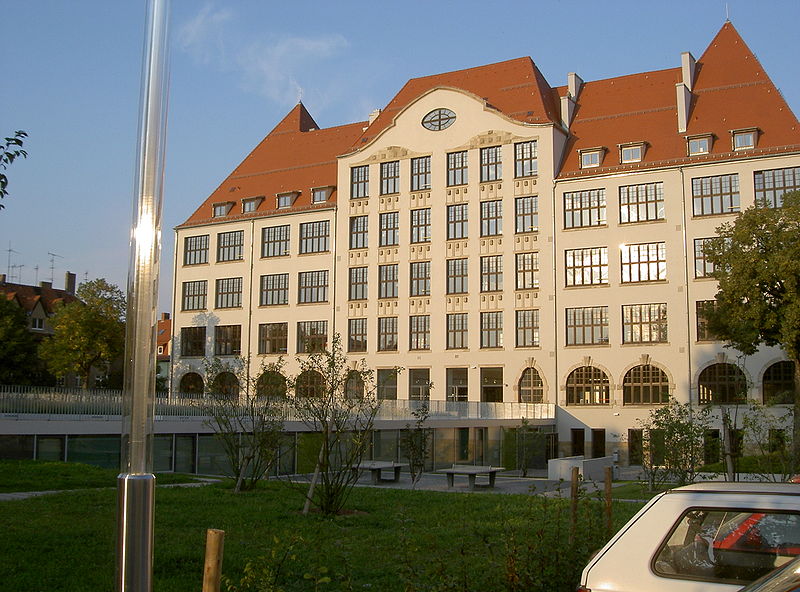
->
[0,281,78,315]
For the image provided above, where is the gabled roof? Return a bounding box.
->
[559,22,800,177]
[353,57,559,148]
[0,281,78,315]
[178,103,365,228]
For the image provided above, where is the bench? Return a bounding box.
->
[437,465,505,490]
[352,461,404,485]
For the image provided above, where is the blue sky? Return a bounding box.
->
[2,1,799,310]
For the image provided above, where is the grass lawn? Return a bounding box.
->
[0,462,643,592]
[0,460,199,492]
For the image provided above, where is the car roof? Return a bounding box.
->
[668,482,800,496]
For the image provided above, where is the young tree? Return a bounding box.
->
[289,335,384,515]
[400,404,432,489]
[202,356,286,493]
[0,130,28,209]
[703,190,800,456]
[741,401,795,482]
[39,278,125,388]
[637,398,712,490]
[0,296,40,384]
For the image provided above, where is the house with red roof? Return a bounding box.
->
[171,22,800,467]
[0,272,78,339]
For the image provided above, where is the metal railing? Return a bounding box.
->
[0,385,555,422]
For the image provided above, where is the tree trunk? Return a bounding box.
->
[793,359,800,475]
[723,413,735,482]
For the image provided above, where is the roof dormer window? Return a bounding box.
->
[687,134,713,156]
[241,197,263,213]
[731,128,758,151]
[619,142,645,164]
[312,186,333,203]
[579,148,604,169]
[276,191,299,209]
[212,202,234,217]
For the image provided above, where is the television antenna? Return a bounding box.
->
[34,265,39,283]
[47,251,63,283]
[5,242,19,278]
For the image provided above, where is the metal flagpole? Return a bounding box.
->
[117,1,170,590]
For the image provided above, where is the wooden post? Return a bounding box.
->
[604,466,613,536]
[569,466,579,543]
[202,529,225,592]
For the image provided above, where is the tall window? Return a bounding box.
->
[217,230,244,262]
[184,235,209,265]
[180,326,206,357]
[258,323,287,354]
[621,242,666,283]
[694,238,716,278]
[696,300,718,341]
[299,220,330,254]
[564,189,606,229]
[259,273,288,306]
[763,361,795,404]
[379,212,399,246]
[566,306,609,345]
[215,277,242,308]
[297,320,327,353]
[378,264,398,299]
[349,267,368,300]
[481,367,503,402]
[480,146,502,182]
[480,255,503,292]
[447,203,468,239]
[623,365,669,405]
[447,313,468,349]
[565,247,608,286]
[182,280,207,311]
[514,141,538,177]
[348,318,367,353]
[298,270,328,303]
[351,165,369,198]
[622,303,667,343]
[516,310,539,347]
[754,166,800,208]
[446,368,468,401]
[410,208,431,243]
[410,261,431,296]
[691,174,740,216]
[377,369,397,400]
[409,368,431,401]
[619,182,664,223]
[411,156,431,191]
[447,258,468,294]
[409,315,430,350]
[698,363,747,404]
[480,200,503,236]
[380,160,400,195]
[516,252,539,290]
[214,325,241,356]
[566,366,610,405]
[447,151,468,186]
[349,216,368,249]
[480,311,503,348]
[377,317,398,351]
[515,196,538,233]
[262,225,290,258]
[519,367,544,403]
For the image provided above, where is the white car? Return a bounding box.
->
[578,482,800,592]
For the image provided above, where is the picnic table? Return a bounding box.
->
[352,461,404,485]
[437,465,505,490]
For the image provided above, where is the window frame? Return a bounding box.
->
[261,225,290,258]
[691,174,740,217]
[378,264,399,299]
[409,315,431,351]
[566,306,609,346]
[379,211,400,247]
[183,234,209,266]
[258,322,288,355]
[214,324,242,356]
[259,273,289,306]
[514,141,538,178]
[297,270,328,304]
[215,277,242,309]
[447,203,468,240]
[565,247,608,287]
[446,313,468,350]
[180,326,206,357]
[620,242,667,283]
[622,303,668,344]
[377,317,398,352]
[296,320,327,354]
[447,151,468,186]
[480,146,502,182]
[446,258,468,294]
[564,188,606,229]
[348,266,368,301]
[348,318,367,353]
[181,280,207,311]
[480,311,503,348]
[515,195,539,233]
[515,252,539,290]
[619,182,665,224]
[351,165,369,199]
[480,199,503,237]
[480,255,503,292]
[410,208,431,243]
[349,216,368,250]
[217,230,244,262]
[410,261,431,297]
[298,220,330,254]
[516,309,540,348]
[380,160,400,195]
[410,156,431,191]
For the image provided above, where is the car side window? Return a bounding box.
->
[653,508,800,585]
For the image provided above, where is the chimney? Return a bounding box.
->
[368,109,381,125]
[560,95,576,130]
[681,52,696,91]
[567,72,583,98]
[0,273,5,283]
[64,272,76,295]
[160,312,170,321]
[40,281,52,290]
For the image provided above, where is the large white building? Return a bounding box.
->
[171,22,800,467]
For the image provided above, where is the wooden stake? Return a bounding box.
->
[569,466,579,543]
[604,466,613,536]
[202,529,225,592]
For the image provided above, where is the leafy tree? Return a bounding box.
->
[201,356,286,493]
[400,404,432,489]
[740,401,794,481]
[0,130,28,209]
[0,296,39,384]
[39,278,125,388]
[289,334,384,515]
[703,190,800,457]
[636,398,711,490]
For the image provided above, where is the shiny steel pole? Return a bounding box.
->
[117,1,170,591]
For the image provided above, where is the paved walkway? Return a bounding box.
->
[0,479,219,502]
